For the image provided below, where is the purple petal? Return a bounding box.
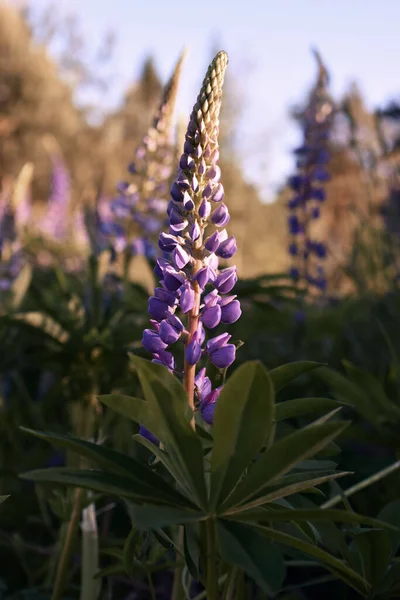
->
[159,232,178,252]
[214,267,237,294]
[154,287,178,306]
[198,321,206,345]
[190,221,201,241]
[167,313,184,331]
[169,208,187,232]
[199,199,211,219]
[142,329,168,353]
[139,425,159,446]
[211,183,224,202]
[164,268,186,292]
[185,339,202,366]
[216,236,237,259]
[206,333,231,355]
[154,258,170,279]
[172,245,190,270]
[194,267,212,290]
[180,283,195,313]
[148,297,173,321]
[204,289,220,307]
[202,182,214,199]
[182,191,195,211]
[220,299,241,324]
[153,350,175,371]
[202,304,222,329]
[201,401,216,425]
[211,203,230,227]
[195,368,212,400]
[159,320,181,344]
[206,165,221,183]
[209,344,236,368]
[171,182,184,202]
[205,231,220,253]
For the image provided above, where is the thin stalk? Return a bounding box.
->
[51,486,84,600]
[222,566,238,600]
[51,391,98,600]
[322,459,400,508]
[80,500,101,600]
[205,518,218,600]
[45,521,67,590]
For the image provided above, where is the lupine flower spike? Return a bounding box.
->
[287,49,335,293]
[0,182,23,293]
[40,136,71,242]
[141,51,241,435]
[105,50,186,263]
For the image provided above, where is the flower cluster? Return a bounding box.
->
[40,150,71,242]
[0,195,23,292]
[141,51,241,427]
[103,52,185,262]
[287,50,334,292]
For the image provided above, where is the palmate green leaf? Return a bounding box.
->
[275,398,343,421]
[352,529,392,587]
[223,508,399,532]
[130,505,207,529]
[224,472,349,513]
[19,428,192,507]
[377,562,400,598]
[130,355,207,508]
[99,394,161,440]
[248,522,370,596]
[210,361,274,509]
[123,527,142,576]
[184,522,201,580]
[132,434,194,500]
[342,361,400,424]
[315,366,376,422]
[222,419,349,509]
[20,467,188,507]
[216,520,286,594]
[94,564,125,578]
[270,361,323,392]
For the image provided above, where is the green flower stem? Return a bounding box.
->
[205,518,218,600]
[171,526,184,600]
[183,257,202,426]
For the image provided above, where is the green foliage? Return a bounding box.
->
[20,357,399,597]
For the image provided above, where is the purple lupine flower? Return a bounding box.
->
[287,49,334,293]
[0,192,24,294]
[40,153,71,241]
[141,51,240,428]
[104,52,186,262]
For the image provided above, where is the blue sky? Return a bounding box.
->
[17,0,400,200]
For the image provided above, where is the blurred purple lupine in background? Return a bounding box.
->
[141,51,241,430]
[39,137,71,241]
[105,51,186,265]
[0,182,24,292]
[287,50,335,293]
